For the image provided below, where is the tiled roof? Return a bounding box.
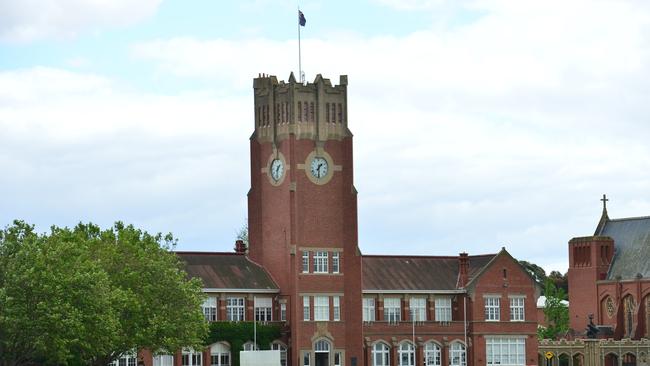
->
[176,252,279,291]
[362,254,495,291]
[598,216,650,280]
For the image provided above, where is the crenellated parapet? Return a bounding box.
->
[252,73,350,143]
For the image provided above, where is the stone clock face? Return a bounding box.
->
[270,159,284,181]
[310,157,328,179]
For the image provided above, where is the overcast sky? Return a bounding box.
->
[2,0,650,274]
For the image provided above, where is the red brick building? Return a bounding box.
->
[568,197,650,340]
[135,74,541,366]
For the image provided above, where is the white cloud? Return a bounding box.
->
[0,0,162,42]
[4,1,650,274]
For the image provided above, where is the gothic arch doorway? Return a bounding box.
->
[314,339,330,366]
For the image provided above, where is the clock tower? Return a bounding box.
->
[247,73,363,366]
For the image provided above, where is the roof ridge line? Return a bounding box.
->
[608,215,650,222]
[362,253,496,259]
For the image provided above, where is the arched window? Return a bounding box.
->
[271,341,287,366]
[398,341,415,366]
[623,295,636,338]
[243,341,258,351]
[181,348,202,366]
[153,352,173,366]
[315,339,330,352]
[372,342,390,366]
[450,342,466,366]
[210,342,231,366]
[424,342,441,366]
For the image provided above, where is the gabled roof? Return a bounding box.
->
[361,254,495,292]
[176,252,279,291]
[597,216,650,280]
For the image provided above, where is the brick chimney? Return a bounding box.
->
[458,252,469,288]
[234,240,247,254]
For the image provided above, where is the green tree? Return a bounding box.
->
[519,260,547,284]
[0,221,208,366]
[548,270,568,294]
[537,278,569,340]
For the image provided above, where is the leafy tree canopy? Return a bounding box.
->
[537,278,569,340]
[0,220,207,366]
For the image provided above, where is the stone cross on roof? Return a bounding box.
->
[601,194,609,211]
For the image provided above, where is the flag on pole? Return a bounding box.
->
[299,10,306,26]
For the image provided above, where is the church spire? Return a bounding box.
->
[594,194,610,235]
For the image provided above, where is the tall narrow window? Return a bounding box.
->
[409,297,426,321]
[484,296,500,321]
[314,296,330,321]
[314,251,328,273]
[509,297,525,321]
[338,103,343,124]
[304,352,311,366]
[363,297,376,322]
[435,297,452,322]
[332,252,340,273]
[310,102,314,122]
[384,297,401,323]
[333,296,341,321]
[304,102,309,122]
[254,297,272,321]
[325,103,330,122]
[303,296,310,321]
[331,103,336,123]
[298,102,302,122]
[280,303,287,321]
[334,352,342,366]
[203,296,218,322]
[302,251,309,273]
[226,297,245,321]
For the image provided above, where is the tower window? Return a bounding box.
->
[331,103,336,123]
[338,104,343,124]
[298,102,302,122]
[325,103,330,123]
[310,102,314,122]
[304,102,309,122]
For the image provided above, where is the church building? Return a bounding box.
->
[139,74,541,366]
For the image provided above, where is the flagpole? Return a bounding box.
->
[298,7,302,83]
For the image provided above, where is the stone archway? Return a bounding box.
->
[622,352,637,366]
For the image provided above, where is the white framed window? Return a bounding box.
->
[363,297,376,322]
[314,296,330,321]
[384,297,401,323]
[243,342,258,351]
[334,352,342,366]
[398,342,415,366]
[302,251,309,273]
[409,297,426,321]
[303,351,311,366]
[226,297,245,321]
[303,296,310,321]
[153,354,174,366]
[424,342,441,366]
[435,297,452,322]
[203,296,218,322]
[280,303,287,321]
[110,351,137,366]
[486,337,525,366]
[210,343,231,366]
[450,342,466,366]
[333,296,341,321]
[271,342,287,366]
[182,349,202,366]
[510,297,525,321]
[484,296,500,321]
[255,297,273,321]
[314,251,328,273]
[372,342,390,366]
[332,252,340,273]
